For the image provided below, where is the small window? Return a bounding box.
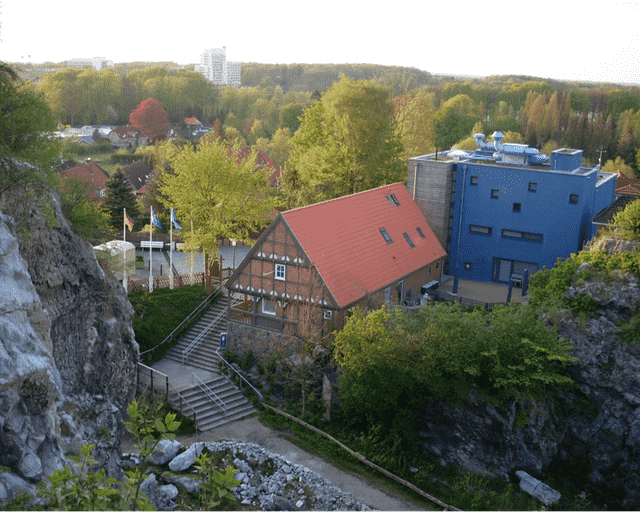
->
[470,225,492,235]
[470,176,478,185]
[275,263,286,280]
[513,203,521,212]
[491,189,499,198]
[380,228,393,244]
[384,287,391,303]
[416,227,426,239]
[262,298,276,315]
[529,182,537,192]
[403,232,415,248]
[503,229,522,238]
[464,262,471,270]
[436,261,440,269]
[386,194,400,206]
[428,266,432,274]
[570,194,579,204]
[323,310,333,320]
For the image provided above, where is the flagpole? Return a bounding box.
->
[190,214,194,286]
[149,206,153,292]
[170,208,174,290]
[123,208,127,291]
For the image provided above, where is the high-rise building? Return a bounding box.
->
[68,57,114,70]
[195,47,241,86]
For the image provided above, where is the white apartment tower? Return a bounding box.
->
[195,47,241,86]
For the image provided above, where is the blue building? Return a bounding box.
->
[408,132,617,284]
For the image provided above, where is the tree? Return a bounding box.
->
[287,75,404,205]
[0,61,59,203]
[602,156,634,177]
[129,98,172,142]
[160,136,274,259]
[59,178,110,242]
[101,170,141,230]
[613,198,640,239]
[394,87,436,160]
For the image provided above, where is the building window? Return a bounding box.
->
[464,262,471,270]
[469,225,492,235]
[384,287,391,303]
[416,227,426,239]
[429,266,432,274]
[436,261,440,269]
[386,194,400,206]
[262,298,276,315]
[324,310,333,320]
[513,203,521,212]
[491,189,499,198]
[403,232,415,248]
[380,227,393,244]
[470,176,478,185]
[502,229,543,242]
[529,182,537,192]
[275,263,286,280]
[570,194,579,204]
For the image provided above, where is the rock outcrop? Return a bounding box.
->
[416,262,640,509]
[0,160,139,502]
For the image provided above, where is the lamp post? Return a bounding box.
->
[231,239,237,270]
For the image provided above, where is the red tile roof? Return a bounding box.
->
[184,117,201,126]
[616,184,640,196]
[281,183,446,308]
[60,161,110,195]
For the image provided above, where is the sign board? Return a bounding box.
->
[220,332,227,350]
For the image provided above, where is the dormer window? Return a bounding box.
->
[403,232,415,248]
[380,228,393,244]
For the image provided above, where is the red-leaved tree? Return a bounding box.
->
[129,98,171,142]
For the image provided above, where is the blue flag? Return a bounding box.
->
[151,208,163,230]
[170,208,182,230]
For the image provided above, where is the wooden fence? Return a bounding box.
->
[128,272,205,293]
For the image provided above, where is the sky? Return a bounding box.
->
[1,0,639,85]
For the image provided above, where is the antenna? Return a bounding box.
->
[596,149,607,166]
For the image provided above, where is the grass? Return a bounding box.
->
[129,284,218,365]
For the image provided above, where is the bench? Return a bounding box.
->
[140,241,165,249]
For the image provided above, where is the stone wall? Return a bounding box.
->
[226,320,284,363]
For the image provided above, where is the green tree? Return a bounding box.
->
[613,198,640,238]
[394,87,436,160]
[287,75,404,204]
[160,136,274,258]
[0,62,59,203]
[602,156,635,177]
[101,170,141,230]
[59,178,110,242]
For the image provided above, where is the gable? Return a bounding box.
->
[227,216,338,308]
[282,183,447,308]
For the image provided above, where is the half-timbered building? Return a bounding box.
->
[225,182,447,346]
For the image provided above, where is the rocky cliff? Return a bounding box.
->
[0,162,139,501]
[416,261,640,509]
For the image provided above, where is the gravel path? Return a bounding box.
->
[122,415,428,511]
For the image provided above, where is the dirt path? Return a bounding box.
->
[121,415,431,511]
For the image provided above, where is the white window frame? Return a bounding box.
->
[262,298,276,316]
[275,263,286,280]
[324,310,333,320]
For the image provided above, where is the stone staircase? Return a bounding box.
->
[161,295,257,432]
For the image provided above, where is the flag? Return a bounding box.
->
[151,208,163,230]
[170,208,182,230]
[124,212,134,232]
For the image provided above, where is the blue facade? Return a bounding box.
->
[409,133,617,283]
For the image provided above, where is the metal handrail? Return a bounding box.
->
[136,363,199,433]
[140,287,221,356]
[191,373,226,414]
[182,306,228,364]
[216,348,264,402]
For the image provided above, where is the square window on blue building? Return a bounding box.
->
[513,203,521,212]
[491,189,499,198]
[570,194,579,204]
[470,176,478,185]
[464,262,471,270]
[529,182,537,192]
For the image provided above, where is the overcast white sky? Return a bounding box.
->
[2,0,639,85]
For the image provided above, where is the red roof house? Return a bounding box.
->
[60,160,110,203]
[225,182,447,337]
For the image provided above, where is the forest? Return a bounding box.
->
[14,61,640,178]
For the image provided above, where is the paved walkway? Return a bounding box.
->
[438,275,526,304]
[137,359,220,394]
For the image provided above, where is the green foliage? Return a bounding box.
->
[239,351,255,372]
[128,285,215,364]
[59,178,110,243]
[334,302,576,425]
[101,170,141,230]
[527,255,581,308]
[193,451,240,510]
[613,198,640,239]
